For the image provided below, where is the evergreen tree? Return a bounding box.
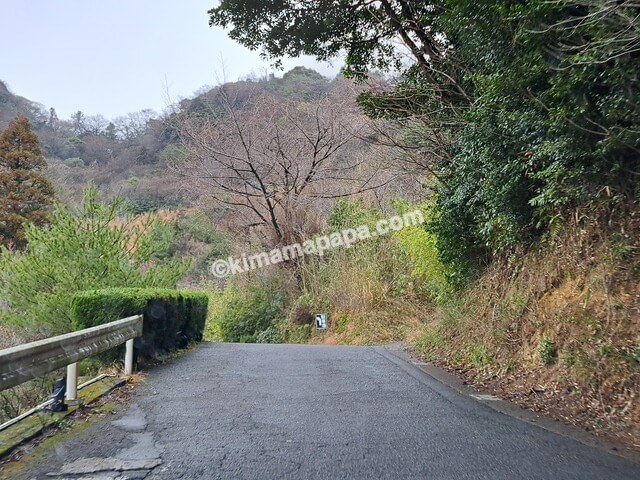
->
[48,107,59,129]
[105,122,117,140]
[0,114,55,249]
[71,110,85,135]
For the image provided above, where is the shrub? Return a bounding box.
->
[178,211,221,244]
[175,212,230,276]
[212,285,286,343]
[63,157,85,168]
[71,287,208,359]
[301,199,452,316]
[0,185,189,335]
[274,320,311,344]
[291,304,313,325]
[125,194,181,215]
[539,337,558,366]
[202,283,227,342]
[393,222,451,303]
[289,294,316,326]
[256,325,283,344]
[327,198,382,230]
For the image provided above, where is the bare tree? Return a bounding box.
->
[113,109,156,141]
[172,85,391,246]
[83,115,109,136]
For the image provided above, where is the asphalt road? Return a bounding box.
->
[11,343,640,479]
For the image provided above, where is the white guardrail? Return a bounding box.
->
[0,315,143,402]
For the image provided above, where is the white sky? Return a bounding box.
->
[0,0,342,119]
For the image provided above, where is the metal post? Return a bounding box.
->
[124,338,134,376]
[66,363,77,402]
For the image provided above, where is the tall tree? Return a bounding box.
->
[173,86,390,246]
[208,1,450,80]
[105,122,118,140]
[71,111,86,136]
[0,115,55,249]
[47,107,59,129]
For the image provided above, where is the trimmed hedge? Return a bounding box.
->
[71,288,208,360]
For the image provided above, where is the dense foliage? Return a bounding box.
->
[71,288,208,359]
[0,115,54,248]
[424,0,640,277]
[204,198,449,344]
[0,186,188,336]
[210,0,640,282]
[318,199,450,304]
[208,1,449,79]
[214,284,287,343]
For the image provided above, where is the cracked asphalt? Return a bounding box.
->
[10,343,640,479]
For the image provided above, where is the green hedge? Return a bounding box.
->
[71,288,208,360]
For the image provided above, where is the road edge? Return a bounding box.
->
[0,376,126,459]
[376,342,640,464]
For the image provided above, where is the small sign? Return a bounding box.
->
[315,313,327,330]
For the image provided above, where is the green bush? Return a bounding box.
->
[539,337,558,366]
[256,325,283,344]
[212,285,286,343]
[276,320,312,344]
[0,185,189,335]
[63,157,85,168]
[302,199,453,310]
[393,222,451,303]
[255,319,312,344]
[125,194,181,215]
[71,287,208,359]
[175,212,230,276]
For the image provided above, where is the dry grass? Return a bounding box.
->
[0,325,23,350]
[109,208,180,251]
[310,300,430,346]
[413,213,640,448]
[299,239,432,345]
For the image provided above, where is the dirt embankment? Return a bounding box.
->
[413,214,639,450]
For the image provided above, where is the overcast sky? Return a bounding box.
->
[0,0,342,119]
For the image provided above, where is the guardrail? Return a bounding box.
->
[0,315,143,402]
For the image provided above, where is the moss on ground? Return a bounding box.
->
[0,376,125,459]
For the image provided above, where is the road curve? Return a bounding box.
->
[11,343,639,479]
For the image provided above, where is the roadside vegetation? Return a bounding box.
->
[0,185,187,341]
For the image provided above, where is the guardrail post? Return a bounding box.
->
[124,338,134,376]
[66,363,78,403]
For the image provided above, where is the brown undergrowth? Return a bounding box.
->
[309,300,429,346]
[413,211,639,448]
